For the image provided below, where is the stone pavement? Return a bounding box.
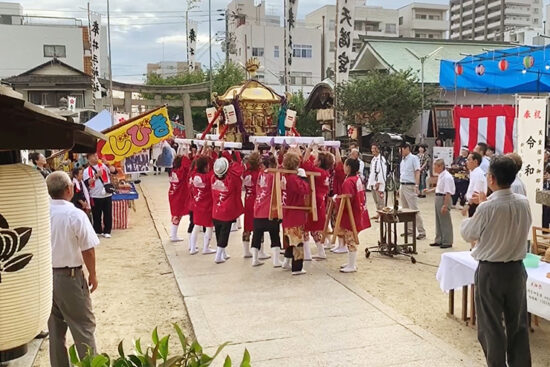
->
[140,175,478,366]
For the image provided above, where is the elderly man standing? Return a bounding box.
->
[367,143,386,221]
[349,143,365,182]
[424,159,455,248]
[461,156,532,367]
[46,171,100,367]
[398,142,426,240]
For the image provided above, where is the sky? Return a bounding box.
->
[10,0,529,83]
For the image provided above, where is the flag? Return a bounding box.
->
[453,105,516,156]
[335,0,355,84]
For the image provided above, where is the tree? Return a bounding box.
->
[335,69,437,134]
[289,90,321,137]
[209,62,246,95]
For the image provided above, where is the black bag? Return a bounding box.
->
[91,166,116,194]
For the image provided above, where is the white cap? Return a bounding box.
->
[214,157,229,177]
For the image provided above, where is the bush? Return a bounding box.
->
[69,324,250,367]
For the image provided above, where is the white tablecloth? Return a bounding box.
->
[436,251,550,320]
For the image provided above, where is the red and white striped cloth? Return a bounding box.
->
[112,200,129,229]
[453,105,516,156]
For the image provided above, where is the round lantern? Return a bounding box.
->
[523,55,534,69]
[475,64,485,76]
[454,64,463,75]
[0,164,52,359]
[498,59,508,71]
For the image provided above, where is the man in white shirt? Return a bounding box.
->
[474,142,490,174]
[399,142,426,239]
[460,156,532,367]
[83,153,114,238]
[367,143,387,220]
[463,152,487,218]
[507,152,527,196]
[423,159,455,248]
[46,171,100,367]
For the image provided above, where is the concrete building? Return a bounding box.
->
[304,3,399,79]
[0,1,108,79]
[226,0,321,94]
[398,2,449,39]
[146,61,201,78]
[449,0,543,41]
[503,26,546,45]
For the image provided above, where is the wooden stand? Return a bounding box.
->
[321,194,358,245]
[267,168,321,221]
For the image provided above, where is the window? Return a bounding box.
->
[288,72,312,86]
[354,21,362,31]
[399,16,403,25]
[428,15,441,20]
[256,73,265,81]
[252,47,264,57]
[292,44,312,58]
[534,18,539,24]
[44,45,66,58]
[415,14,427,20]
[434,107,453,129]
[328,19,335,31]
[428,34,434,38]
[28,91,84,108]
[385,23,396,34]
[329,41,335,52]
[534,8,539,13]
[274,45,279,58]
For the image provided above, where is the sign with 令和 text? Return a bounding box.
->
[517,97,547,227]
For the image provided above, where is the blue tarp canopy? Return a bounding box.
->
[440,45,550,94]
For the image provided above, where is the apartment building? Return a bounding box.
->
[449,0,543,41]
[305,3,399,78]
[226,0,321,94]
[398,2,449,39]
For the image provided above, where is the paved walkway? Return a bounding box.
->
[140,175,478,366]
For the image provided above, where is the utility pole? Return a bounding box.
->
[225,11,229,66]
[283,0,289,93]
[106,0,114,123]
[333,0,339,140]
[209,0,213,97]
[321,15,325,80]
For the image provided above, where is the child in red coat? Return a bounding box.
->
[301,145,335,260]
[168,155,191,242]
[189,155,215,255]
[242,151,262,259]
[337,158,371,273]
[251,155,283,267]
[281,151,310,275]
[211,148,244,264]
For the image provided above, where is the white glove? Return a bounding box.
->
[297,168,306,178]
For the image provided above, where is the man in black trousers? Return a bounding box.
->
[461,156,532,367]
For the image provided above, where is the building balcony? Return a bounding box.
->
[505,17,532,27]
[411,19,448,31]
[504,7,532,16]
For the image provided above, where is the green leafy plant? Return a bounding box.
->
[69,324,251,367]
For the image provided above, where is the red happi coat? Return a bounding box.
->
[190,170,214,227]
[243,167,260,231]
[211,152,244,222]
[281,173,310,229]
[168,156,191,217]
[254,170,276,219]
[338,175,371,233]
[333,161,346,196]
[301,160,330,232]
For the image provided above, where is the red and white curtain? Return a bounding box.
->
[453,105,516,156]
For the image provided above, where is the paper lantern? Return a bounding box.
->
[498,59,508,71]
[454,64,463,76]
[475,64,485,76]
[523,55,534,69]
[0,164,52,359]
[205,107,219,125]
[347,125,358,140]
[284,109,297,128]
[223,105,237,125]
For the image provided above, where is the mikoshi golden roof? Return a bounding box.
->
[218,80,283,103]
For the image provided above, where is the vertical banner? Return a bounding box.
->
[89,14,102,99]
[285,0,299,88]
[187,21,198,72]
[517,97,547,228]
[336,0,355,84]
